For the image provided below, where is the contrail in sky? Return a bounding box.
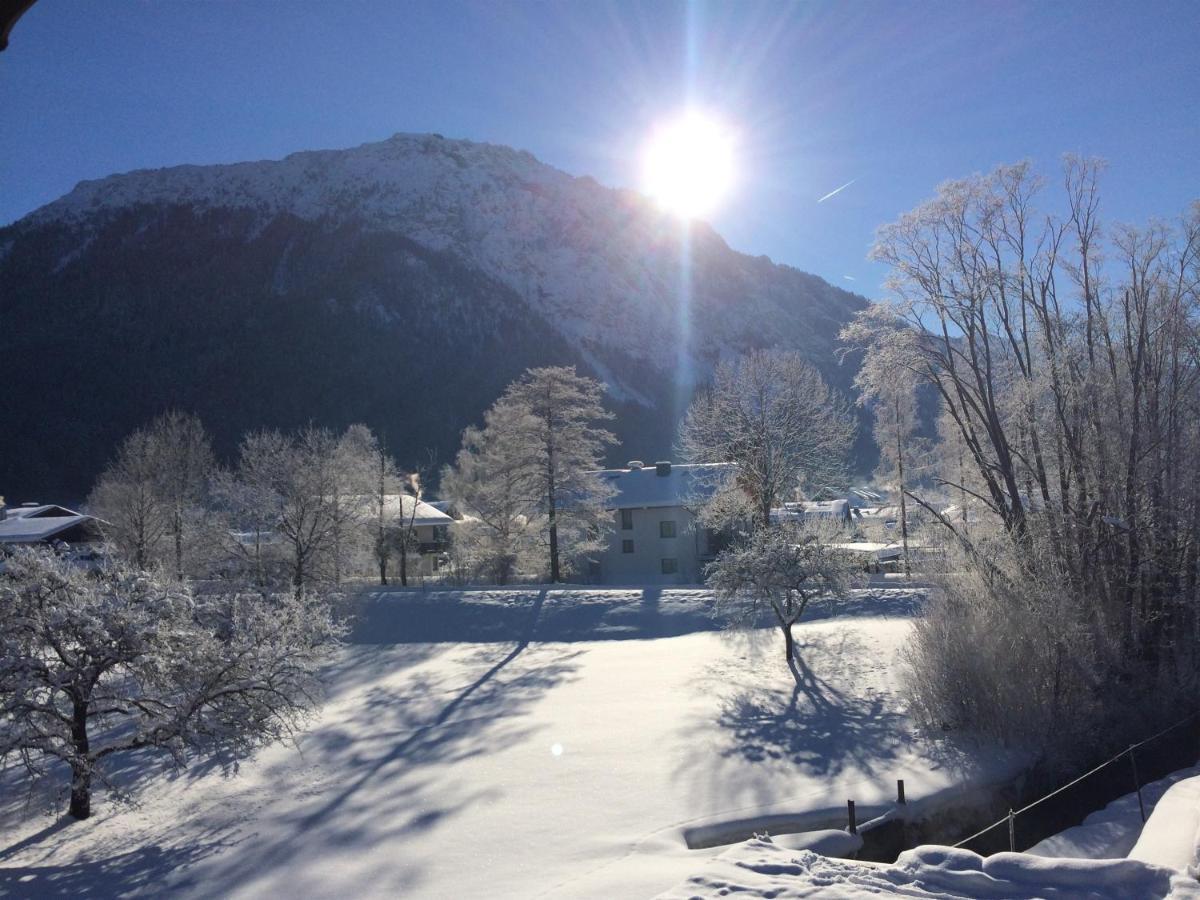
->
[817,178,858,203]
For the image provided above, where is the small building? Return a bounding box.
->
[852,505,902,528]
[378,494,454,575]
[591,460,733,585]
[0,498,107,559]
[774,499,852,527]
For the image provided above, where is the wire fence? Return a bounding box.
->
[952,709,1200,854]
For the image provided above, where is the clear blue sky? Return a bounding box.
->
[2,1,1198,291]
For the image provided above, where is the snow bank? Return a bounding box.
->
[1129,775,1200,874]
[770,828,864,856]
[1028,764,1200,860]
[657,838,1200,898]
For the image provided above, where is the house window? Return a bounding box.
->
[622,539,635,554]
[620,508,633,530]
[661,557,678,575]
[659,520,677,538]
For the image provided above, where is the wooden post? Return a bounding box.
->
[847,800,857,835]
[1007,809,1016,852]
[1130,746,1146,823]
[897,779,906,805]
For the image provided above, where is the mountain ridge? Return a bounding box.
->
[1,132,870,499]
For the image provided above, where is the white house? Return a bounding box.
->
[375,494,454,575]
[591,460,734,585]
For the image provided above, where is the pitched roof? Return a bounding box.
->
[594,463,735,510]
[0,504,103,544]
[376,494,454,527]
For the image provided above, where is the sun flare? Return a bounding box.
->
[641,111,736,220]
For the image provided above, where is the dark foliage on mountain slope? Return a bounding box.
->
[1,135,870,500]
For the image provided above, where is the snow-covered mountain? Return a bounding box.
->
[1,133,868,498]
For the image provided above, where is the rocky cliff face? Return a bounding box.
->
[0,133,867,499]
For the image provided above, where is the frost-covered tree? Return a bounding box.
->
[680,350,856,528]
[224,427,343,594]
[393,470,427,587]
[500,367,616,582]
[442,400,541,584]
[364,437,403,586]
[89,411,217,577]
[213,430,290,588]
[88,427,168,571]
[329,425,381,584]
[153,412,218,580]
[446,367,616,583]
[707,523,855,681]
[841,307,925,574]
[0,548,341,820]
[868,158,1200,758]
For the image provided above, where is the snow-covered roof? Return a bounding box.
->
[829,541,906,560]
[376,494,454,527]
[852,505,900,520]
[0,504,103,544]
[799,499,849,517]
[850,487,885,505]
[771,500,851,525]
[595,463,734,511]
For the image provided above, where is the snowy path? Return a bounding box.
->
[0,587,994,898]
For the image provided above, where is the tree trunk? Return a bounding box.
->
[379,556,388,586]
[69,700,91,820]
[173,504,184,581]
[548,514,561,583]
[293,551,305,599]
[69,765,92,820]
[783,623,799,682]
[399,537,409,587]
[135,524,147,571]
[546,399,561,583]
[895,399,911,577]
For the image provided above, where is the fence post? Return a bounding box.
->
[1129,745,1146,823]
[847,800,857,835]
[1007,809,1015,852]
[897,779,906,805]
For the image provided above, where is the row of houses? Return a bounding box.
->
[2,463,907,585]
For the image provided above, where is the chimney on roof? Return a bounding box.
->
[655,461,672,477]
[627,460,644,470]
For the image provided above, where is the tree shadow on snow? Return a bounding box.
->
[1,589,582,896]
[0,819,238,898]
[715,647,909,778]
[165,588,583,895]
[676,625,975,818]
[348,584,725,644]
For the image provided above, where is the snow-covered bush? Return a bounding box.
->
[0,547,343,819]
[903,533,1102,760]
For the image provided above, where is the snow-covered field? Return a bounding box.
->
[0,586,1002,898]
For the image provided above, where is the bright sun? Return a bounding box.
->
[641,111,736,220]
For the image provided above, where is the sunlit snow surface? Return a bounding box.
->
[0,587,1010,898]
